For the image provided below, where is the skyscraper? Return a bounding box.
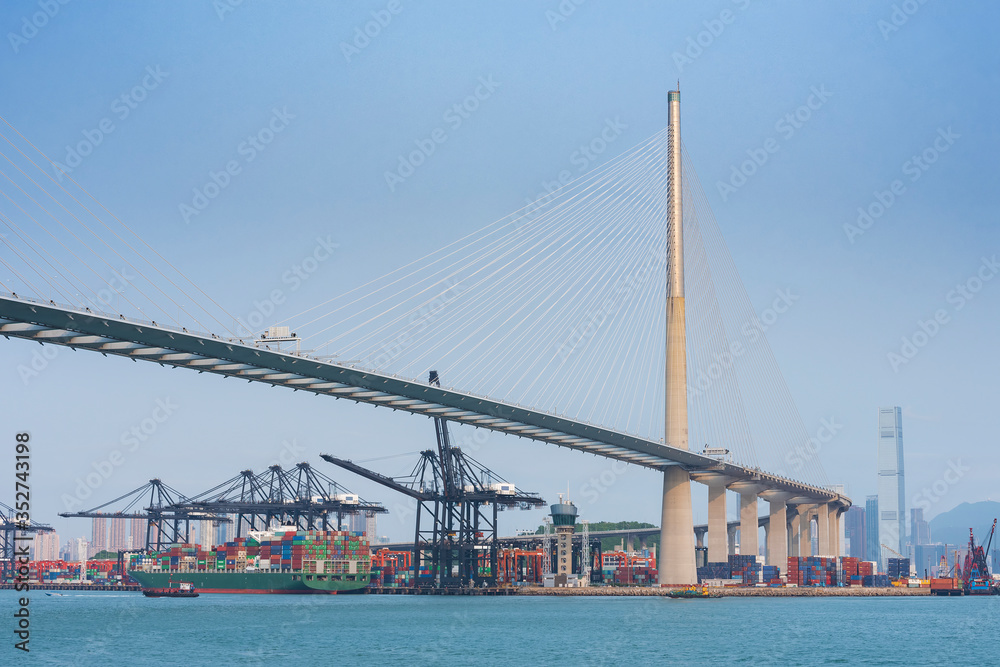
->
[91,517,107,556]
[915,543,946,578]
[214,520,228,547]
[68,537,88,562]
[32,532,60,561]
[200,520,216,549]
[845,506,866,559]
[865,495,880,565]
[109,518,130,551]
[877,407,906,565]
[910,508,930,548]
[131,518,146,550]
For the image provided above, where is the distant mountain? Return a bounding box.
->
[928,501,1000,546]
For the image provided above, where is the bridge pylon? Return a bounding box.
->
[659,88,698,586]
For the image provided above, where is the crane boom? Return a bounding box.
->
[320,453,434,501]
[880,543,904,559]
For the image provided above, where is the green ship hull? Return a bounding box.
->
[130,570,369,594]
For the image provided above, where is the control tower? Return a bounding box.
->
[551,494,578,586]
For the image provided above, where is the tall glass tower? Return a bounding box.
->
[877,406,906,566]
[865,495,879,565]
[845,506,867,559]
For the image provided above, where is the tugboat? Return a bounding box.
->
[142,580,199,598]
[666,585,720,599]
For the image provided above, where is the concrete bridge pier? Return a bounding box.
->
[761,491,792,566]
[728,524,738,556]
[817,503,832,556]
[792,503,816,558]
[660,467,698,584]
[800,507,814,557]
[729,482,763,561]
[832,507,844,558]
[820,504,842,557]
[762,522,769,563]
[788,512,800,558]
[693,473,732,563]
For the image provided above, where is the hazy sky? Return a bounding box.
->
[2,1,997,543]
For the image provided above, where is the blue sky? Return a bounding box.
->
[1,1,998,543]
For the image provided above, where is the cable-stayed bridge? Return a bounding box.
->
[0,91,848,585]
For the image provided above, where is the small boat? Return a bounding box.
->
[44,592,64,597]
[666,585,720,599]
[142,580,199,598]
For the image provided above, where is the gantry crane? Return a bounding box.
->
[59,479,229,552]
[1,501,53,580]
[322,371,546,589]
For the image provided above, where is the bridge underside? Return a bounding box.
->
[0,294,848,510]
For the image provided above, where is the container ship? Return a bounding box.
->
[128,527,371,594]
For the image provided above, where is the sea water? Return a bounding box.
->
[7,590,999,665]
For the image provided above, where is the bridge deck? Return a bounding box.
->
[0,294,848,507]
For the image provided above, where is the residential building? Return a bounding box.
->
[131,518,146,550]
[32,531,60,561]
[91,517,107,556]
[109,518,130,551]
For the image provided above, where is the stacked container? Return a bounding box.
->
[841,556,862,586]
[785,556,838,586]
[136,529,370,577]
[887,557,910,580]
[696,561,731,583]
[729,555,760,585]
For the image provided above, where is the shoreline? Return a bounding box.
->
[2,583,937,597]
[516,586,932,597]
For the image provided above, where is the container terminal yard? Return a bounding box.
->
[4,443,997,597]
[3,388,997,597]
